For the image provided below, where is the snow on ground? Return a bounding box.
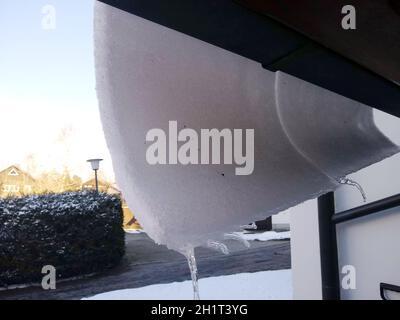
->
[236,230,290,242]
[84,269,292,300]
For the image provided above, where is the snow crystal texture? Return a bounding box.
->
[94,2,400,250]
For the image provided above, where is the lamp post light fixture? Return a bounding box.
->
[87,158,103,193]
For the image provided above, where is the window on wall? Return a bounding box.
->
[3,185,19,193]
[8,168,19,176]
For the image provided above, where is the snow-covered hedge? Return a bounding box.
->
[0,191,125,287]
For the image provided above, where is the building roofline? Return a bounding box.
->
[0,165,36,182]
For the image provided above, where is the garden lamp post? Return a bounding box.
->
[87,158,103,193]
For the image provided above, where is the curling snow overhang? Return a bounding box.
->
[97,0,400,118]
[94,2,400,250]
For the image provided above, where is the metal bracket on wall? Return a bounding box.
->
[380,282,400,300]
[318,193,400,300]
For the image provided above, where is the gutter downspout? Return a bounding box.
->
[318,192,340,300]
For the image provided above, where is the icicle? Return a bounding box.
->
[184,247,200,300]
[339,177,367,202]
[207,240,230,255]
[224,232,250,248]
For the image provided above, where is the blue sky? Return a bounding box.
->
[0,0,114,180]
[0,0,95,106]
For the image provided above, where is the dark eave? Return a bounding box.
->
[98,0,400,117]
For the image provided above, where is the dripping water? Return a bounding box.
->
[184,247,200,300]
[224,232,250,248]
[339,177,367,202]
[183,234,250,300]
[207,240,230,255]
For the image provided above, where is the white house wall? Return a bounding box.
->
[291,109,400,299]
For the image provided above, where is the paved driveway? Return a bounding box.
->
[0,232,290,300]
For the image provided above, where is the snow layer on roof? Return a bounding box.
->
[94,2,399,251]
[275,71,399,179]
